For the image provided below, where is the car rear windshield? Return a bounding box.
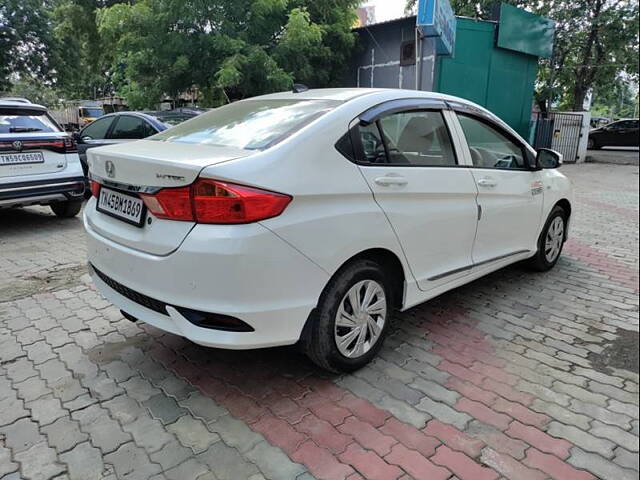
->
[0,108,60,134]
[156,114,196,126]
[150,99,339,150]
[80,107,104,117]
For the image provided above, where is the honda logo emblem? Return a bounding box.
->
[12,140,23,151]
[105,160,116,178]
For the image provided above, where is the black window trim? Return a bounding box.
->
[359,98,448,126]
[450,105,534,172]
[334,98,537,171]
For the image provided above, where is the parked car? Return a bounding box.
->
[0,96,32,104]
[0,99,84,217]
[74,110,201,179]
[588,118,639,149]
[84,88,572,372]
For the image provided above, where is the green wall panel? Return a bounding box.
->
[496,3,554,59]
[435,17,539,138]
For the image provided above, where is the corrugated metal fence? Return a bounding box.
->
[532,112,584,163]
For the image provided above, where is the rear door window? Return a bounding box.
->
[151,99,339,150]
[0,108,60,134]
[109,116,155,139]
[80,117,114,140]
[377,111,457,166]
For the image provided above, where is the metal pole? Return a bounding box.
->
[415,28,419,90]
[416,32,424,91]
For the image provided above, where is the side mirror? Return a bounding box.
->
[536,148,563,169]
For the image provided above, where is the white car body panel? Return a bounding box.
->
[84,88,573,350]
[358,164,479,290]
[85,212,329,348]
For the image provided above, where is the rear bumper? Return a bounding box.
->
[84,210,329,349]
[0,176,85,207]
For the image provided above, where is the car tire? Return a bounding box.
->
[587,137,600,150]
[527,206,567,272]
[302,259,393,373]
[50,200,83,218]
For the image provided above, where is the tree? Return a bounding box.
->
[405,0,639,112]
[97,0,358,108]
[0,77,60,107]
[0,0,55,91]
[591,77,638,118]
[49,0,124,100]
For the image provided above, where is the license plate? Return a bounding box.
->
[96,187,146,227]
[0,152,45,165]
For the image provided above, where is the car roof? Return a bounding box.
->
[80,110,168,132]
[0,100,47,110]
[0,96,31,103]
[252,87,467,104]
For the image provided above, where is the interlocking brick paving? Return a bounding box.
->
[1,163,638,480]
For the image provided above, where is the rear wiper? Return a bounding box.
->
[9,127,42,133]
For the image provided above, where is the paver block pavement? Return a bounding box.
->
[0,163,638,479]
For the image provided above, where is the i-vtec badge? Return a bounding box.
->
[156,173,186,181]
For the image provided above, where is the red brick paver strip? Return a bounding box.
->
[431,444,500,480]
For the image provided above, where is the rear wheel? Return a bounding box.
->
[587,137,600,149]
[527,206,567,271]
[303,259,392,372]
[50,200,82,218]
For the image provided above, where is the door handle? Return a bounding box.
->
[477,177,497,187]
[374,175,408,186]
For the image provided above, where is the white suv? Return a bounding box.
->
[0,99,85,217]
[85,88,572,372]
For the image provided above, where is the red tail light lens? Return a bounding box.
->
[90,180,101,198]
[139,179,291,224]
[140,186,192,221]
[64,137,78,153]
[192,179,291,224]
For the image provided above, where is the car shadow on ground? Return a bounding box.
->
[90,255,577,388]
[0,205,84,235]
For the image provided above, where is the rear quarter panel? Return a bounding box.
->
[197,96,415,286]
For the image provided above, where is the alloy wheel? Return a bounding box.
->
[545,216,564,263]
[334,280,387,358]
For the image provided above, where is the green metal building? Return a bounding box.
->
[435,5,555,138]
[350,3,555,139]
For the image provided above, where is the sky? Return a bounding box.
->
[364,0,408,23]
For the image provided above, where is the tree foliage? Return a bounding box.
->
[0,0,55,91]
[49,0,123,100]
[96,0,358,108]
[1,0,357,107]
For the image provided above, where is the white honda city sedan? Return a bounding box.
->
[84,88,572,372]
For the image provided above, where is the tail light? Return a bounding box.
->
[139,178,291,224]
[90,180,101,198]
[0,138,78,154]
[63,136,78,153]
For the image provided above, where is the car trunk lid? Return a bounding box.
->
[86,139,252,255]
[0,133,70,178]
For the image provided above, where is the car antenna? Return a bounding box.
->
[292,84,309,93]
